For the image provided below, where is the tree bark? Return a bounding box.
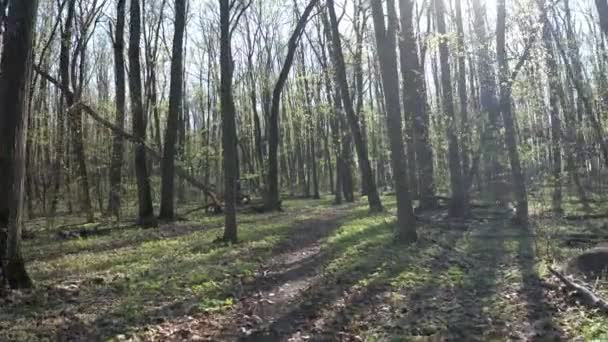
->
[159,0,187,220]
[597,0,608,37]
[371,0,417,243]
[107,0,127,219]
[264,0,319,211]
[0,0,39,289]
[128,0,157,227]
[219,0,238,243]
[326,0,383,212]
[455,0,470,186]
[472,0,502,197]
[497,0,529,225]
[59,0,94,222]
[398,0,437,210]
[435,0,466,218]
[541,7,563,215]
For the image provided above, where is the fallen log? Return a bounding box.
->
[548,266,608,314]
[33,64,221,207]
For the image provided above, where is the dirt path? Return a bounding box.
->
[224,206,351,341]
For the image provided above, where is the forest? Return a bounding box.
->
[1,0,608,340]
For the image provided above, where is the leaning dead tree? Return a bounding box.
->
[35,66,222,208]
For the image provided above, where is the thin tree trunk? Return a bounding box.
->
[472,0,502,198]
[326,0,383,212]
[455,0,470,185]
[108,0,127,219]
[541,8,563,215]
[497,0,529,225]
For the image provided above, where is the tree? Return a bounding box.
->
[159,0,187,220]
[264,0,319,211]
[108,0,127,219]
[398,0,437,210]
[496,0,528,225]
[128,0,157,227]
[0,0,39,288]
[597,0,608,37]
[540,2,563,215]
[434,0,466,218]
[219,0,242,243]
[59,0,94,222]
[454,0,470,184]
[471,0,502,198]
[326,0,383,213]
[371,0,416,242]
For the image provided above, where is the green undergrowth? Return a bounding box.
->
[0,197,335,340]
[1,194,607,340]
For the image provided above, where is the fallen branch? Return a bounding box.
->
[33,65,220,207]
[548,266,608,313]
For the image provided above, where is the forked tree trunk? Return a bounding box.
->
[59,0,94,222]
[371,0,417,243]
[326,0,383,212]
[398,0,437,210]
[128,0,156,227]
[264,0,319,211]
[159,0,187,220]
[435,0,467,218]
[0,0,39,289]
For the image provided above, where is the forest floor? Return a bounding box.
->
[1,195,608,341]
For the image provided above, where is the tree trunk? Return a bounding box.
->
[541,9,563,215]
[455,0,470,187]
[497,0,529,225]
[472,0,502,198]
[597,0,608,37]
[107,0,127,219]
[219,0,238,243]
[326,0,383,212]
[128,0,156,227]
[159,0,186,220]
[398,0,437,210]
[371,0,417,243]
[435,0,467,218]
[0,0,39,289]
[264,0,319,211]
[58,0,93,222]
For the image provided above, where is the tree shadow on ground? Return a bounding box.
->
[516,226,564,340]
[234,216,469,341]
[77,205,356,340]
[2,203,353,341]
